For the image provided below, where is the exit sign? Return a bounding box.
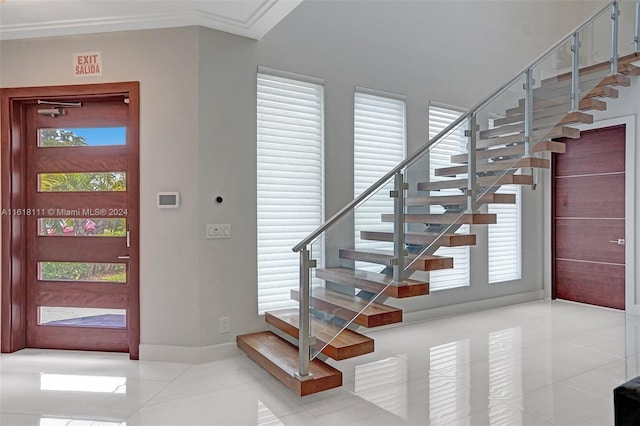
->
[73,51,103,77]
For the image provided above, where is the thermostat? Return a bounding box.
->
[158,192,180,208]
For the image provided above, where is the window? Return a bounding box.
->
[488,185,522,283]
[428,104,470,290]
[354,91,406,270]
[257,69,324,314]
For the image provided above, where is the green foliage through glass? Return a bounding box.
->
[39,262,126,283]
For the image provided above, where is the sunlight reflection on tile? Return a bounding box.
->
[40,374,126,394]
[0,300,633,426]
[488,328,523,425]
[257,399,283,426]
[40,417,126,426]
[429,340,471,425]
[353,355,408,419]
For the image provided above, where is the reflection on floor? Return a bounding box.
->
[1,300,637,425]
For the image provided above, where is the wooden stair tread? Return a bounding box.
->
[291,287,402,328]
[477,126,579,150]
[450,141,565,164]
[478,111,592,139]
[237,331,342,396]
[265,308,374,360]
[499,98,607,126]
[381,212,496,225]
[361,230,477,247]
[537,72,630,92]
[622,62,640,76]
[417,174,534,191]
[541,52,640,83]
[517,86,618,110]
[339,248,453,271]
[407,192,515,205]
[504,97,607,117]
[435,157,550,177]
[316,267,429,298]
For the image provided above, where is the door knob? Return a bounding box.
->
[118,255,130,260]
[609,238,625,246]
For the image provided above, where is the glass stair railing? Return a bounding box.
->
[239,0,640,396]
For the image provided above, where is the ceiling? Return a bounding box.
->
[0,0,304,41]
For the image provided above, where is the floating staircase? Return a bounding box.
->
[238,1,640,396]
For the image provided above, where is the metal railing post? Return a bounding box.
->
[611,0,620,75]
[523,68,534,157]
[391,172,408,284]
[635,1,640,52]
[466,114,477,213]
[571,32,581,112]
[295,247,316,381]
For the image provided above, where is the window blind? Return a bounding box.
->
[354,91,406,271]
[488,185,522,283]
[257,72,324,314]
[428,104,470,290]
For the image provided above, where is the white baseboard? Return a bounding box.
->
[139,341,241,363]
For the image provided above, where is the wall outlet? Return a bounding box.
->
[206,224,231,239]
[219,317,230,334]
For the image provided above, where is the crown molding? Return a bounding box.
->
[0,0,302,41]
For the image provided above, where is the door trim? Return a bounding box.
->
[1,82,140,358]
[544,115,636,313]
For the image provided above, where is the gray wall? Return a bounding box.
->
[0,1,606,361]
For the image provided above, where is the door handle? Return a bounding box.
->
[609,238,625,246]
[118,255,130,260]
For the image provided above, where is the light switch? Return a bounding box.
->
[206,224,231,239]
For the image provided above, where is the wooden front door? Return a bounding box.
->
[1,83,140,357]
[552,124,625,310]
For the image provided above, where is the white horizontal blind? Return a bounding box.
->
[428,104,470,290]
[257,72,324,314]
[354,92,406,271]
[488,185,522,283]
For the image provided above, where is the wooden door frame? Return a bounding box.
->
[548,116,636,312]
[1,82,140,358]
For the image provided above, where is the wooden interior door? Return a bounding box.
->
[552,124,625,310]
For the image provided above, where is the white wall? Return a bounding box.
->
[1,1,608,361]
[0,28,204,357]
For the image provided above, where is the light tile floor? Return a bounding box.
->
[1,300,638,425]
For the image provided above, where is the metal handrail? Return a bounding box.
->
[292,0,615,253]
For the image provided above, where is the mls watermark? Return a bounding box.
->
[1,208,128,216]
